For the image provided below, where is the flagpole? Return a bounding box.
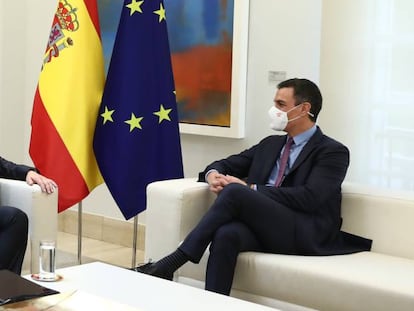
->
[77,201,83,264]
[132,215,138,268]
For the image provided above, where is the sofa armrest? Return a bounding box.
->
[0,178,58,273]
[145,178,215,261]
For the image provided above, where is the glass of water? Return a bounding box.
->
[38,240,56,280]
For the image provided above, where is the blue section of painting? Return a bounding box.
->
[97,0,123,73]
[164,0,234,51]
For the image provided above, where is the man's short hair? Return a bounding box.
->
[277,78,322,122]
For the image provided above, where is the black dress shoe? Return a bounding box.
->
[133,262,173,281]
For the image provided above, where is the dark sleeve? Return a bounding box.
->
[197,142,263,183]
[0,156,36,181]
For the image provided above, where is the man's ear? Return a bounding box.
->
[302,101,311,113]
[302,101,315,118]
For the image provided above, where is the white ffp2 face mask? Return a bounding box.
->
[268,105,302,131]
[268,106,289,131]
[268,104,314,131]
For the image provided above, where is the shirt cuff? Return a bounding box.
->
[205,169,219,183]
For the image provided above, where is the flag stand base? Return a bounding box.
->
[131,215,138,268]
[77,201,82,265]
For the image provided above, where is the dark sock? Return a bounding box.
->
[155,249,189,274]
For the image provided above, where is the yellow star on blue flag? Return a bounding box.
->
[154,104,172,123]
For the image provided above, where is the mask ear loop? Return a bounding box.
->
[285,104,303,123]
[300,101,315,118]
[287,104,314,122]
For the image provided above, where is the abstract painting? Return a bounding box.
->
[165,0,249,138]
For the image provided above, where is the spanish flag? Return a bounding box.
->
[30,0,104,212]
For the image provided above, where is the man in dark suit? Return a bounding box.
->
[137,78,372,295]
[0,156,57,274]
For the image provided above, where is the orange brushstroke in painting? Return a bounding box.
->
[172,41,232,127]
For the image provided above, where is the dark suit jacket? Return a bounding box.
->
[0,156,34,181]
[199,127,372,255]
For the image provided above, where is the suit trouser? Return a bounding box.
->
[179,183,297,295]
[0,206,28,274]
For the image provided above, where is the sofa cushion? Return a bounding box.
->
[230,251,414,311]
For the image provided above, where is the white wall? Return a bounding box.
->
[0,0,322,221]
[0,1,2,141]
[0,1,27,161]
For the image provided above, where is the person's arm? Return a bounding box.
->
[0,156,35,181]
[197,141,262,194]
[0,156,57,194]
[198,138,268,183]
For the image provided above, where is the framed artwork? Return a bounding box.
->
[98,0,249,138]
[165,0,249,138]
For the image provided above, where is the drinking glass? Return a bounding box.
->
[38,240,56,280]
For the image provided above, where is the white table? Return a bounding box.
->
[27,262,279,311]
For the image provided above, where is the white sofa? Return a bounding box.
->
[0,178,58,274]
[145,178,414,311]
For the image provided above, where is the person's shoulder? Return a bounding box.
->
[320,133,349,151]
[322,134,345,146]
[314,127,348,149]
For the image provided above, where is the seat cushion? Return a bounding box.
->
[231,251,414,311]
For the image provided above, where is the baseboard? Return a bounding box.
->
[57,210,145,250]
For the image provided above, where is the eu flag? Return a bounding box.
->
[93,0,184,220]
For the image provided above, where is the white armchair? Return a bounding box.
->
[0,178,58,274]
